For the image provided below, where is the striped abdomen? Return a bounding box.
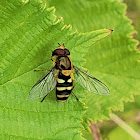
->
[56,72,73,102]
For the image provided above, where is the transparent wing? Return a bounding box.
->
[29,68,56,100]
[74,66,110,95]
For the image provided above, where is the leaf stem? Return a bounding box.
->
[90,120,103,140]
[110,113,140,140]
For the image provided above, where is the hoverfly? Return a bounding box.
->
[29,43,110,102]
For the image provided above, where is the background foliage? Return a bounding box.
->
[0,0,139,139]
[99,0,140,139]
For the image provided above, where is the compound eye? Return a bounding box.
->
[56,49,64,55]
[52,49,64,56]
[64,49,70,55]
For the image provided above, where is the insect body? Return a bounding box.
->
[53,46,74,102]
[29,44,110,102]
[56,72,73,102]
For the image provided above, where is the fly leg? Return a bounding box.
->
[34,66,55,72]
[41,94,49,103]
[72,92,79,101]
[71,82,79,101]
[34,70,49,72]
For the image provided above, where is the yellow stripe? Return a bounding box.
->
[57,100,66,102]
[67,78,72,83]
[57,95,69,98]
[67,86,73,90]
[57,79,65,83]
[57,87,67,91]
[57,86,73,91]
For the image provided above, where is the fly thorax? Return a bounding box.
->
[57,56,71,70]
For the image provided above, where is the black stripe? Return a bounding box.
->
[58,72,71,80]
[57,97,68,100]
[56,82,73,87]
[56,89,72,95]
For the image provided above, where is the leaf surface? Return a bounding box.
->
[0,0,111,139]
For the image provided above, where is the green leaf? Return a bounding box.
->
[0,0,112,139]
[48,0,140,123]
[124,0,140,46]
